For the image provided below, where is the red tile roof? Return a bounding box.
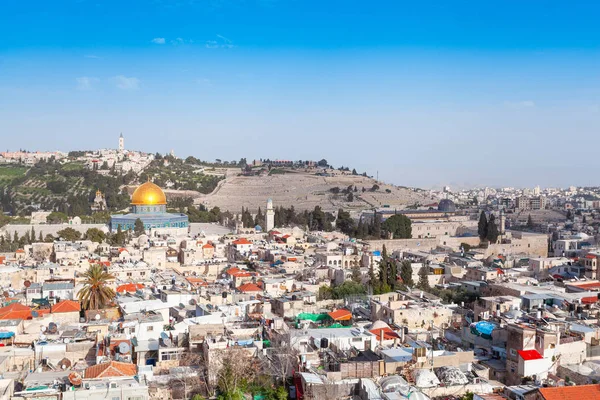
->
[233,238,252,245]
[569,282,600,290]
[538,384,600,400]
[518,349,543,361]
[582,296,598,304]
[226,267,255,278]
[202,243,214,249]
[51,300,81,313]
[237,283,262,293]
[370,327,400,340]
[85,361,136,379]
[186,277,208,287]
[116,283,144,294]
[328,309,352,321]
[0,303,32,320]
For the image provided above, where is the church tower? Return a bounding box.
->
[119,133,124,151]
[265,198,275,232]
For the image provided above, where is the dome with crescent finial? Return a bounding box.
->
[131,181,167,206]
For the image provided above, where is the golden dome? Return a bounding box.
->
[131,181,167,205]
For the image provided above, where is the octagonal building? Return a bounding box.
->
[110,181,189,235]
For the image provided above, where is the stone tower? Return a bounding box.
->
[265,198,275,232]
[119,133,124,151]
[499,209,506,235]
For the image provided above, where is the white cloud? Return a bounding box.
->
[76,76,98,90]
[206,34,235,49]
[504,100,535,109]
[151,37,166,44]
[171,37,184,45]
[112,75,140,90]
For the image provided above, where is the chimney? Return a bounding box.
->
[380,329,384,344]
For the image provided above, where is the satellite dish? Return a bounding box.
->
[24,280,31,288]
[160,332,169,339]
[58,358,71,369]
[48,322,58,333]
[31,311,39,318]
[118,342,130,354]
[68,372,82,386]
[95,314,101,320]
[2,291,8,298]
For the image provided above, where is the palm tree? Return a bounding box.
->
[78,264,116,310]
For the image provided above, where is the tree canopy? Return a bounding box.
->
[78,264,116,310]
[84,228,106,243]
[57,227,81,241]
[382,214,412,239]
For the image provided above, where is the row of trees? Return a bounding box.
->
[336,211,412,240]
[0,228,55,252]
[273,205,335,232]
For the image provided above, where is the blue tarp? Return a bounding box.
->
[0,332,15,339]
[471,321,496,339]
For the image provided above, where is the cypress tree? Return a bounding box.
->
[478,211,488,241]
[527,214,534,229]
[373,213,382,238]
[487,214,499,243]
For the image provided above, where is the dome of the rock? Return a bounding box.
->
[131,181,167,205]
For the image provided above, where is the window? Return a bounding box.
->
[127,272,132,277]
[351,337,362,343]
[146,326,154,332]
[510,348,517,356]
[161,350,181,361]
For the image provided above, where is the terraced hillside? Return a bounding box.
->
[0,161,133,216]
[194,170,435,212]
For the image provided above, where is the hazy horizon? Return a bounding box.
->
[1,1,599,189]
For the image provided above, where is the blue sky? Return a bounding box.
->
[1,1,599,189]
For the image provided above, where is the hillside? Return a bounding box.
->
[193,170,434,213]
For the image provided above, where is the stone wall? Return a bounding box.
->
[366,238,439,252]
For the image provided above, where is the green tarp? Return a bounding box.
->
[32,298,49,306]
[296,313,331,322]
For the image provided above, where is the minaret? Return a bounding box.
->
[119,133,124,151]
[499,209,506,235]
[265,198,275,232]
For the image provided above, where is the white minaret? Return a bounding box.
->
[265,198,275,232]
[119,133,124,151]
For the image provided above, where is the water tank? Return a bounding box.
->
[321,338,329,348]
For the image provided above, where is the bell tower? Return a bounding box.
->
[119,133,124,151]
